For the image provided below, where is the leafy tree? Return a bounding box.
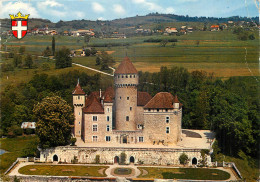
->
[41,63,51,71]
[1,63,14,72]
[24,54,33,69]
[43,46,52,57]
[249,34,255,40]
[237,31,248,41]
[33,96,74,148]
[90,48,97,55]
[160,39,168,47]
[52,36,55,56]
[13,54,22,67]
[99,50,114,70]
[179,153,188,165]
[96,56,101,65]
[84,34,90,43]
[55,47,72,69]
[84,49,91,56]
[19,46,26,54]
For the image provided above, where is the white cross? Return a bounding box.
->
[12,21,27,39]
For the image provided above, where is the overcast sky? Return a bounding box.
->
[1,0,259,22]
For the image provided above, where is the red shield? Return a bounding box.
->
[11,19,28,39]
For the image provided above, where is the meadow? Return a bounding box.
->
[2,30,258,78]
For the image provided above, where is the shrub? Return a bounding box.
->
[179,153,188,165]
[41,63,50,71]
[71,138,77,146]
[25,128,34,135]
[249,34,255,40]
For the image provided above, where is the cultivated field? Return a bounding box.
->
[2,30,259,79]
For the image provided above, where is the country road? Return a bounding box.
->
[72,63,114,77]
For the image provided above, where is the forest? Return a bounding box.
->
[1,66,259,159]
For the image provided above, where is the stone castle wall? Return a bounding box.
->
[40,146,211,166]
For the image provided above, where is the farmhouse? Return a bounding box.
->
[40,57,215,166]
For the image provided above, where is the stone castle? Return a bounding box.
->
[40,57,214,166]
[73,57,182,145]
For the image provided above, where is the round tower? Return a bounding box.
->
[72,80,85,137]
[114,57,138,131]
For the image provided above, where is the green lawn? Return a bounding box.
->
[0,135,37,174]
[18,165,108,177]
[138,167,230,180]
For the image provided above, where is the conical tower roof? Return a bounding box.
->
[114,57,138,74]
[72,82,85,95]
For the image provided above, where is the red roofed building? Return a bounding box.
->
[73,57,182,145]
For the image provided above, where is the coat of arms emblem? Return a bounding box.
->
[9,12,30,39]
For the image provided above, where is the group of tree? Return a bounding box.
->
[84,47,97,57]
[138,66,259,158]
[0,70,101,139]
[233,27,255,41]
[96,50,115,70]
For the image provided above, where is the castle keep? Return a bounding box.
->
[40,57,214,166]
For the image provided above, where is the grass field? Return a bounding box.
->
[0,135,37,175]
[18,165,108,177]
[138,167,230,180]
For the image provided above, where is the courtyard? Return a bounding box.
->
[8,162,237,181]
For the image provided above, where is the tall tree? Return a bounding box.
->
[13,54,22,67]
[52,36,55,56]
[33,96,74,148]
[24,54,33,69]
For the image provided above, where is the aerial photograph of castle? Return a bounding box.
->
[0,0,259,181]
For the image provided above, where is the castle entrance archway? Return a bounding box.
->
[130,156,135,163]
[114,156,119,164]
[192,157,197,165]
[53,154,58,161]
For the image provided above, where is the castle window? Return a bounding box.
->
[92,136,98,142]
[122,75,124,78]
[166,116,170,123]
[106,136,111,141]
[126,75,128,78]
[107,116,110,121]
[79,112,80,115]
[130,107,132,111]
[134,75,135,78]
[79,122,80,124]
[78,96,80,100]
[130,75,132,78]
[157,109,159,112]
[107,108,109,112]
[107,125,110,131]
[166,127,170,134]
[148,109,151,112]
[126,116,129,121]
[118,75,120,78]
[166,109,168,112]
[93,116,97,121]
[139,137,144,142]
[127,97,129,100]
[120,96,121,99]
[93,125,98,132]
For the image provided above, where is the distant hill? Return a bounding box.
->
[1,13,258,32]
